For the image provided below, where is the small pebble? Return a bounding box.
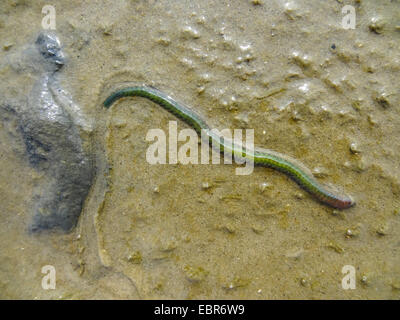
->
[259,182,272,193]
[369,17,385,34]
[345,229,353,238]
[181,26,200,39]
[350,142,361,154]
[196,86,205,94]
[360,274,369,285]
[156,37,171,46]
[127,251,142,264]
[312,166,329,178]
[292,51,312,68]
[294,191,305,199]
[196,15,206,24]
[327,241,344,254]
[202,181,211,190]
[3,43,13,51]
[300,278,308,286]
[345,225,361,238]
[351,100,362,111]
[374,91,391,108]
[367,114,377,125]
[284,1,300,20]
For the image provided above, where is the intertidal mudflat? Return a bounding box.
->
[0,0,399,299]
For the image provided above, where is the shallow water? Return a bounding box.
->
[0,0,399,299]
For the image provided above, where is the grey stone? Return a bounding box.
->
[1,31,94,232]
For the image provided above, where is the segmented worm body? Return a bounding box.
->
[104,86,354,209]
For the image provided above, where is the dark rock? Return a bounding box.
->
[1,31,94,232]
[21,75,93,232]
[35,31,65,70]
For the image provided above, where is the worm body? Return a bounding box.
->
[104,86,354,209]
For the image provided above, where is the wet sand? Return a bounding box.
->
[0,0,399,299]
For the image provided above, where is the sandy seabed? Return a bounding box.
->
[0,0,399,299]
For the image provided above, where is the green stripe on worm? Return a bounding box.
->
[103,86,355,209]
